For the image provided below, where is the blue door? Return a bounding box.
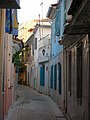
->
[50,65,53,89]
[40,65,45,86]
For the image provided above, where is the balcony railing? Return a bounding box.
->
[38,56,49,63]
[39,34,51,48]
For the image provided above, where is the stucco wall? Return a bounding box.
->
[65,35,89,120]
[49,51,64,109]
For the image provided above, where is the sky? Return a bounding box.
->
[18,0,57,24]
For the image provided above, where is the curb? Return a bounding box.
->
[44,95,66,120]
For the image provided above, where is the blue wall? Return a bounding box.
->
[51,18,63,59]
[51,0,65,59]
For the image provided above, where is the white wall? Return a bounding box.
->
[33,25,51,92]
[50,51,64,109]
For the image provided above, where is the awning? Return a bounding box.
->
[0,0,20,9]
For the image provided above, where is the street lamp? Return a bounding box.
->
[42,49,45,56]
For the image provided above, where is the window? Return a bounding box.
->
[77,43,82,104]
[31,44,34,56]
[54,64,57,90]
[58,63,61,94]
[68,51,72,95]
[55,8,61,36]
[34,38,37,49]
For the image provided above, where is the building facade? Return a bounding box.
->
[38,34,51,95]
[32,22,51,93]
[61,0,90,120]
[25,33,34,86]
[0,1,20,119]
[18,20,37,43]
[47,0,65,110]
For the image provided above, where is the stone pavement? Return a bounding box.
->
[4,85,67,120]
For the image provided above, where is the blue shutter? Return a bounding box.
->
[54,64,57,90]
[58,63,61,94]
[55,8,61,36]
[5,9,12,34]
[50,65,53,89]
[40,66,45,86]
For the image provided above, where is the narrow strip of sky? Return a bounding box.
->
[18,0,57,24]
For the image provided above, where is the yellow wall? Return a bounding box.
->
[18,20,36,43]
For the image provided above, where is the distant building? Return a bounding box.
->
[33,22,51,92]
[18,20,37,43]
[23,20,51,92]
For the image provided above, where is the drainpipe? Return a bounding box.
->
[0,9,6,120]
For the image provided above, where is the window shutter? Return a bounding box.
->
[55,8,61,36]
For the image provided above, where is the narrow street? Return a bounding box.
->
[5,85,66,120]
[0,0,90,120]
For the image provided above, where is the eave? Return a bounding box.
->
[61,0,90,47]
[0,0,20,9]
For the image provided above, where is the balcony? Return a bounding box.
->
[61,0,90,47]
[39,34,51,48]
[0,0,20,9]
[38,56,49,63]
[38,47,50,63]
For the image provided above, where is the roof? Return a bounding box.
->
[25,33,34,45]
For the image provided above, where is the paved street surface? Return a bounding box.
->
[5,85,66,120]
